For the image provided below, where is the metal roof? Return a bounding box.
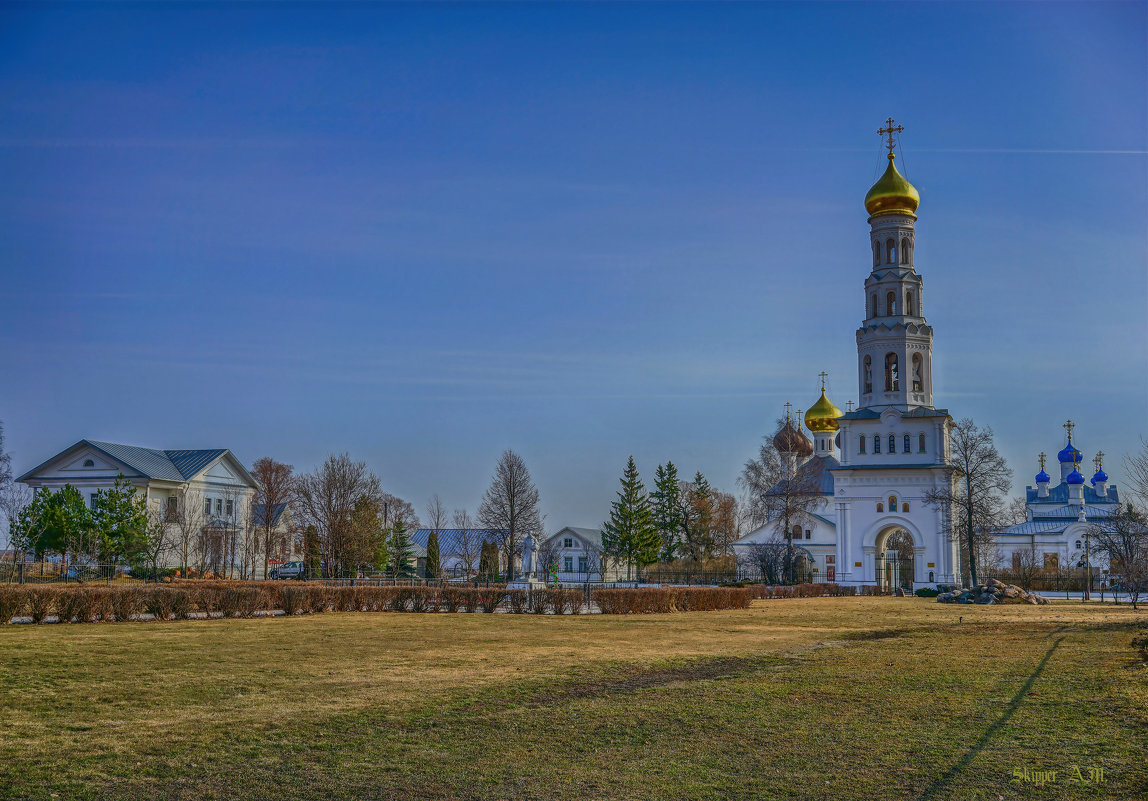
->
[18,439,253,486]
[411,529,507,553]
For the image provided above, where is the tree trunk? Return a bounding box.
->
[965,473,977,587]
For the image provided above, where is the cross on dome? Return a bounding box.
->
[878,118,904,157]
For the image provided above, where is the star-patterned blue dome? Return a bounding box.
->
[1066,467,1085,485]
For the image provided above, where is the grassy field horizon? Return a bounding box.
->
[2,597,1145,800]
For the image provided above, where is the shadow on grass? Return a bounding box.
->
[915,635,1065,801]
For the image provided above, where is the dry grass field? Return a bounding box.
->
[1,596,1145,800]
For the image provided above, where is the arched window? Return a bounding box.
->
[885,352,899,392]
[901,238,910,264]
[904,434,911,453]
[902,502,910,513]
[888,434,896,453]
[905,291,915,316]
[876,503,884,513]
[863,355,873,394]
[874,435,881,454]
[911,353,923,392]
[870,294,877,318]
[886,238,895,263]
[929,570,934,583]
[918,433,926,452]
[887,291,897,316]
[888,496,897,511]
[873,241,880,267]
[858,435,867,454]
[83,459,94,467]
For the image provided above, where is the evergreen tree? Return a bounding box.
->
[602,456,659,581]
[425,529,441,579]
[385,515,414,580]
[93,475,148,565]
[651,462,682,562]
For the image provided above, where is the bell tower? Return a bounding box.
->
[856,119,934,411]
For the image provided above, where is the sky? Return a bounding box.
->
[1,1,1145,530]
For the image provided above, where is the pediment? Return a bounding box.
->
[205,459,236,480]
[60,449,121,472]
[880,407,903,424]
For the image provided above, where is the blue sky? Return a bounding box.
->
[1,2,1145,528]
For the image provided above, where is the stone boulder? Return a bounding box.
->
[937,581,1048,605]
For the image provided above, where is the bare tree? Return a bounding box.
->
[169,489,205,576]
[293,453,385,577]
[739,421,824,583]
[477,450,542,582]
[1090,505,1148,609]
[924,418,1013,588]
[1010,544,1042,590]
[251,457,294,579]
[535,531,561,580]
[451,508,481,578]
[141,502,176,581]
[741,538,789,585]
[1124,437,1148,507]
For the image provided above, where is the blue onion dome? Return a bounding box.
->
[1091,469,1108,485]
[1035,469,1051,484]
[1058,438,1082,464]
[1066,467,1085,485]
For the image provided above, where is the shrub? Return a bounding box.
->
[143,587,178,621]
[593,587,750,614]
[409,588,429,613]
[460,588,480,613]
[568,587,587,615]
[55,589,84,623]
[26,587,56,624]
[441,587,462,613]
[479,588,504,613]
[88,588,113,622]
[0,586,26,623]
[110,587,141,622]
[280,585,304,615]
[333,587,361,613]
[915,587,940,598]
[306,586,332,614]
[506,590,527,614]
[527,589,549,614]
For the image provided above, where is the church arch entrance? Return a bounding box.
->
[875,526,915,592]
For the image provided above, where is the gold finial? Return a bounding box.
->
[818,371,828,391]
[783,401,792,423]
[1038,452,1047,472]
[1063,419,1075,440]
[1094,451,1104,471]
[878,117,904,159]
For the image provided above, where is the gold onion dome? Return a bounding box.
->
[804,389,843,432]
[864,155,920,218]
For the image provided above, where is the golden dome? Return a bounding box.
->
[804,388,843,432]
[864,155,920,218]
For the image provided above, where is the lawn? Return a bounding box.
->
[1,597,1145,800]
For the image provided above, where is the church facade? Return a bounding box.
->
[734,121,960,590]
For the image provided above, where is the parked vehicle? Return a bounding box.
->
[269,561,306,580]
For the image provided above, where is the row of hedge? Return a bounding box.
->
[734,583,872,599]
[0,583,753,623]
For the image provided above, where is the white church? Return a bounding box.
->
[734,120,961,591]
[734,120,1130,591]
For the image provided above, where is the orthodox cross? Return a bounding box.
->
[1094,451,1105,471]
[796,410,804,429]
[783,401,792,422]
[878,117,904,156]
[818,371,828,391]
[1038,452,1047,472]
[846,400,854,412]
[1063,419,1075,440]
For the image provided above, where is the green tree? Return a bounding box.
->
[602,456,659,580]
[425,529,441,579]
[92,476,148,565]
[15,484,89,560]
[478,539,498,580]
[651,462,682,562]
[384,514,415,580]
